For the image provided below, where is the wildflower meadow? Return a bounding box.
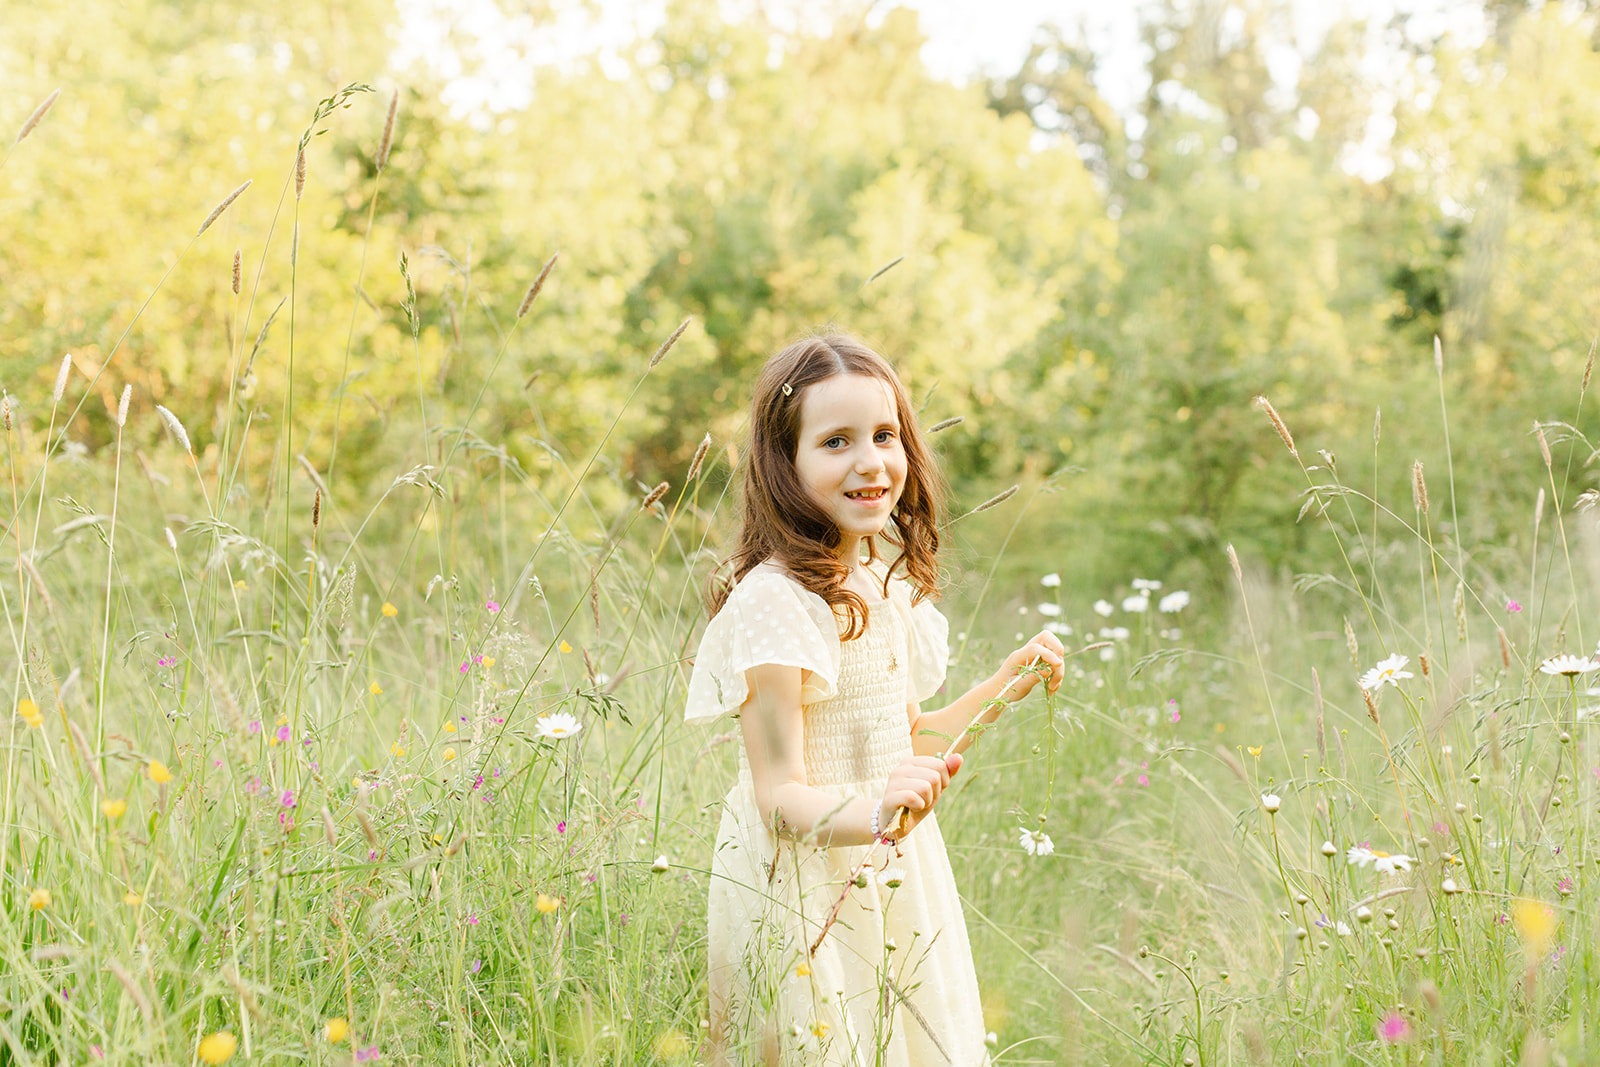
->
[8,4,1600,1065]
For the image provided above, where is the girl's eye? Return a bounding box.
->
[875,430,896,444]
[824,436,845,449]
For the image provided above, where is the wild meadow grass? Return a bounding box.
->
[4,86,1600,1067]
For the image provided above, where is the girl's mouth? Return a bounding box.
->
[844,488,888,502]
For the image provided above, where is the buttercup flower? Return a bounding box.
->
[148,760,174,784]
[324,1018,349,1043]
[28,888,50,911]
[1538,654,1599,677]
[1359,654,1413,690]
[535,712,583,739]
[17,699,42,729]
[1018,828,1054,856]
[101,798,127,820]
[197,1031,237,1064]
[381,602,398,617]
[536,893,561,914]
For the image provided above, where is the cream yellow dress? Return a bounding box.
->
[685,562,989,1066]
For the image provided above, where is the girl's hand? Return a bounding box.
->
[880,752,962,838]
[994,630,1067,700]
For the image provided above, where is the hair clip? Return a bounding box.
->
[781,382,793,397]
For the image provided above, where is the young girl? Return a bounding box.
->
[685,333,1065,1066]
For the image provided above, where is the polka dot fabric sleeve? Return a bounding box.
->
[892,579,950,704]
[684,568,842,725]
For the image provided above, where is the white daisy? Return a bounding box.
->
[1358,654,1413,690]
[1037,603,1062,617]
[535,711,583,739]
[1260,793,1281,813]
[1538,654,1600,677]
[1097,626,1130,641]
[1040,573,1062,588]
[876,866,907,889]
[1018,827,1054,856]
[1043,620,1072,637]
[1093,599,1115,617]
[1158,590,1190,613]
[1131,578,1162,591]
[1122,594,1150,613]
[1098,646,1115,662]
[1372,852,1414,874]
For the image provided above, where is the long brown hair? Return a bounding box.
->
[710,332,944,640]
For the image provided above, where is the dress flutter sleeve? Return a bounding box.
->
[683,569,843,724]
[890,578,950,704]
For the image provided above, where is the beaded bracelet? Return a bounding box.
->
[870,801,895,844]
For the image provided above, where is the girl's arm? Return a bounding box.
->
[910,631,1065,759]
[739,661,960,846]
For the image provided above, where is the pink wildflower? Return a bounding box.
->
[280,790,296,808]
[486,599,500,614]
[247,720,262,734]
[556,821,566,834]
[275,724,291,743]
[355,1047,381,1062]
[1376,1013,1410,1042]
[467,913,480,926]
[1136,774,1149,787]
[1507,600,1522,613]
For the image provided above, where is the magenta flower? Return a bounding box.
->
[1507,599,1523,613]
[1168,699,1181,724]
[556,821,566,834]
[485,599,500,614]
[247,720,262,735]
[466,912,480,926]
[275,724,291,743]
[280,789,296,808]
[1376,1013,1410,1042]
[1136,774,1149,787]
[355,1047,381,1063]
[157,655,176,669]
[244,776,261,794]
[469,958,482,973]
[460,661,471,674]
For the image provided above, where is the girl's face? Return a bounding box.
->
[792,373,908,561]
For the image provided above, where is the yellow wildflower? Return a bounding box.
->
[443,721,456,733]
[481,656,495,668]
[197,1030,237,1064]
[536,893,561,914]
[652,1029,689,1059]
[148,760,174,784]
[1513,897,1557,956]
[390,743,406,759]
[101,798,128,820]
[559,640,572,654]
[324,1017,349,1043]
[369,682,383,695]
[234,580,247,591]
[381,602,398,617]
[810,1021,829,1038]
[442,747,457,761]
[795,963,811,977]
[123,892,142,907]
[1247,746,1262,759]
[17,699,42,728]
[28,888,50,911]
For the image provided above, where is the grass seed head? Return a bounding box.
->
[1373,406,1381,446]
[1226,542,1242,582]
[16,88,61,144]
[650,317,692,368]
[517,252,559,318]
[295,147,306,200]
[312,488,322,530]
[972,485,1019,515]
[3,393,13,431]
[1411,460,1428,514]
[928,415,964,434]
[1536,421,1552,468]
[688,432,712,481]
[1362,688,1379,724]
[1498,626,1512,669]
[642,481,670,509]
[1254,395,1296,457]
[156,405,193,454]
[377,90,398,170]
[232,249,241,294]
[1344,617,1358,664]
[1433,334,1443,374]
[52,353,72,404]
[116,385,131,428]
[197,180,252,237]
